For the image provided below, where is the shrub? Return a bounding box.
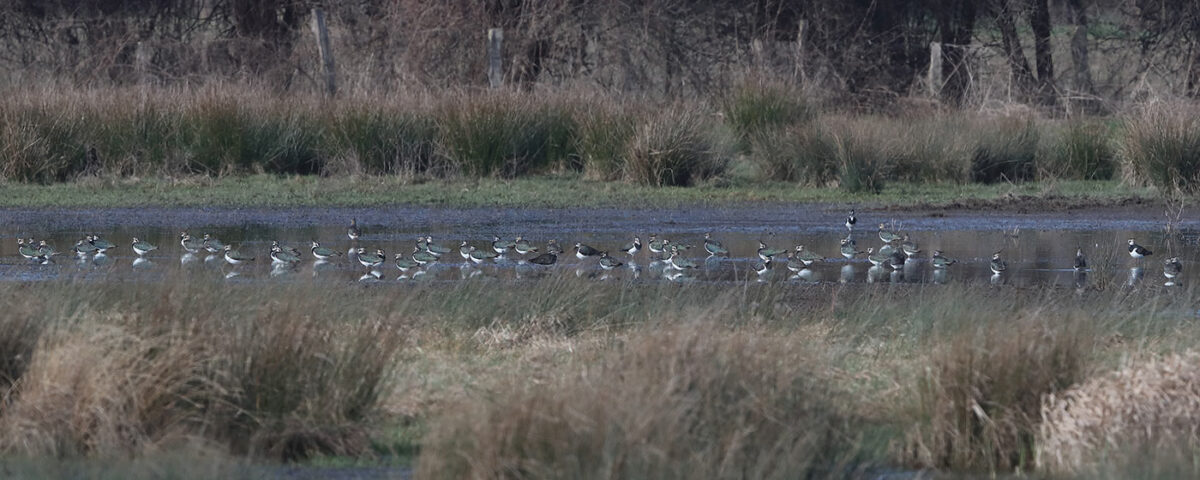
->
[1118,104,1200,194]
[417,324,857,479]
[625,106,732,186]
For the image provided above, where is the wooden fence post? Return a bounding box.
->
[928,42,943,97]
[794,20,806,82]
[311,8,337,96]
[488,28,504,89]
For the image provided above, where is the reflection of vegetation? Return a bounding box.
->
[3,278,1199,476]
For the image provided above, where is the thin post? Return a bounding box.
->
[134,40,151,85]
[488,28,504,89]
[311,8,337,96]
[928,42,943,97]
[794,20,806,82]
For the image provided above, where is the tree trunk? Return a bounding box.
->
[1028,0,1056,105]
[992,0,1036,98]
[1066,0,1095,95]
[936,0,977,105]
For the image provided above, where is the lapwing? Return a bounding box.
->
[989,252,1007,274]
[931,250,956,269]
[621,236,642,256]
[412,247,439,265]
[492,235,515,254]
[866,248,890,268]
[180,232,203,253]
[32,240,57,261]
[845,209,857,231]
[348,218,362,241]
[703,233,728,257]
[17,238,39,259]
[73,239,99,256]
[513,236,539,255]
[900,234,920,258]
[575,242,602,260]
[223,244,256,265]
[272,240,301,258]
[667,247,697,271]
[90,235,116,253]
[270,245,301,265]
[1073,248,1087,271]
[356,247,385,269]
[394,253,420,272]
[131,237,158,256]
[202,234,226,253]
[599,252,624,270]
[756,241,787,263]
[792,245,824,266]
[840,238,863,260]
[528,252,557,265]
[786,251,807,273]
[878,223,900,243]
[310,241,343,260]
[1127,239,1152,259]
[425,237,452,256]
[459,241,472,261]
[469,245,498,264]
[546,240,563,255]
[648,234,667,254]
[1164,257,1183,279]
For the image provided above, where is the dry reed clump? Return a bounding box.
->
[1118,103,1200,194]
[0,326,212,457]
[417,323,858,479]
[1038,351,1200,475]
[0,281,405,461]
[624,105,734,186]
[434,91,578,178]
[897,313,1092,472]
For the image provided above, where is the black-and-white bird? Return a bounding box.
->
[989,252,1008,274]
[1074,247,1087,271]
[845,209,857,231]
[1164,257,1183,279]
[1127,239,1152,259]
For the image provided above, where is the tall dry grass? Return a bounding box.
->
[0,279,404,460]
[417,323,858,479]
[0,83,1174,191]
[1119,103,1200,194]
[1039,351,1200,476]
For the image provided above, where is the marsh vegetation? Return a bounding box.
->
[1,276,1197,477]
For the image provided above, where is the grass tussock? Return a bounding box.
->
[898,313,1092,472]
[723,80,814,141]
[0,280,403,461]
[1039,351,1200,475]
[0,84,1194,197]
[624,106,733,186]
[1119,103,1200,194]
[417,323,857,479]
[1041,119,1116,180]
